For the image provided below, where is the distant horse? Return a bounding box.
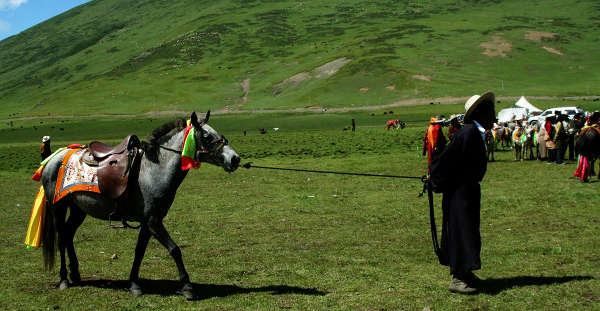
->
[485,130,495,162]
[575,126,600,181]
[40,112,240,299]
[495,126,512,149]
[386,119,405,131]
[512,127,525,161]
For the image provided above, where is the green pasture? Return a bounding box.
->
[1,105,599,310]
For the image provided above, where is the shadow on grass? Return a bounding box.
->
[479,275,594,295]
[78,279,327,300]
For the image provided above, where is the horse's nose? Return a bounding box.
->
[231,155,240,169]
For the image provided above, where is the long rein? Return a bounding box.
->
[242,162,443,261]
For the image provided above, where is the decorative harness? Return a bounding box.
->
[157,130,228,161]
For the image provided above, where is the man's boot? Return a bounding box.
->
[449,274,478,294]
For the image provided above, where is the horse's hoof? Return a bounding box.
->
[182,284,196,300]
[131,282,143,297]
[59,280,69,291]
[69,272,81,285]
[131,288,143,297]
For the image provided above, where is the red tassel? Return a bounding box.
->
[31,166,43,181]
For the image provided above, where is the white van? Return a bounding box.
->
[527,106,585,124]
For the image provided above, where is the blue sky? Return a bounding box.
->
[0,0,92,41]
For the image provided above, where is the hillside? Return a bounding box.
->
[1,0,599,117]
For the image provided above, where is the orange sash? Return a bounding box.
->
[427,124,440,149]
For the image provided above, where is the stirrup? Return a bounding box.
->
[108,212,125,229]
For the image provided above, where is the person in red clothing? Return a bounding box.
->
[423,116,447,168]
[386,119,395,131]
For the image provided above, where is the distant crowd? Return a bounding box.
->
[421,111,600,181]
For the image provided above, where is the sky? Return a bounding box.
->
[0,0,92,41]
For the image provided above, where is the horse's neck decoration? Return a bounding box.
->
[181,125,201,171]
[38,111,240,300]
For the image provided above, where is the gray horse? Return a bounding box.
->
[40,111,240,299]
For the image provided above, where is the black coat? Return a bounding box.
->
[429,123,487,274]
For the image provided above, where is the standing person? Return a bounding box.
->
[554,114,568,164]
[422,116,447,169]
[545,116,557,163]
[40,136,51,160]
[537,123,548,160]
[447,115,462,141]
[429,91,495,294]
[569,113,584,160]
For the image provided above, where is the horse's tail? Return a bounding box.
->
[42,198,56,270]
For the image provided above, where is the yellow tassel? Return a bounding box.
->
[24,186,46,248]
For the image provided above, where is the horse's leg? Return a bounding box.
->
[129,224,151,297]
[54,205,69,290]
[147,218,195,300]
[64,207,86,284]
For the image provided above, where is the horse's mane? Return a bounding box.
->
[147,118,187,144]
[143,118,188,162]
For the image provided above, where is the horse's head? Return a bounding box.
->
[190,111,240,172]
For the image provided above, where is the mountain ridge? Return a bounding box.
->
[1,0,599,117]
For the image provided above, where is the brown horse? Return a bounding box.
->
[495,127,512,149]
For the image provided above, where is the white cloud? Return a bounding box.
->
[0,19,10,33]
[0,0,29,10]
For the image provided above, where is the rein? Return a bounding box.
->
[242,162,423,179]
[242,162,443,262]
[158,145,182,154]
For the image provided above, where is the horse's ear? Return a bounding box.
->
[204,110,210,124]
[191,112,200,128]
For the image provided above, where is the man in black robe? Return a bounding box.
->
[429,92,496,294]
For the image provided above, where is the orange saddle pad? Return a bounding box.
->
[54,148,101,203]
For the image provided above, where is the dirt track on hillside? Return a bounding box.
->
[3,95,599,122]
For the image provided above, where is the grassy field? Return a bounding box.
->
[1,0,600,117]
[1,104,599,310]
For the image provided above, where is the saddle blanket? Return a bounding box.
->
[54,148,101,203]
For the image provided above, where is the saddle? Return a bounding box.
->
[82,135,142,199]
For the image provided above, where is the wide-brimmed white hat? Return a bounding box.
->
[42,136,50,142]
[464,91,495,121]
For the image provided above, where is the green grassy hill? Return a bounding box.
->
[1,0,599,117]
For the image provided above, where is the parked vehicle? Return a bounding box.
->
[527,106,585,124]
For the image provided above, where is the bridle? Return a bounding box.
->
[198,136,228,157]
[156,130,228,160]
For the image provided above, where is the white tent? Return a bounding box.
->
[497,107,528,123]
[514,96,542,113]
